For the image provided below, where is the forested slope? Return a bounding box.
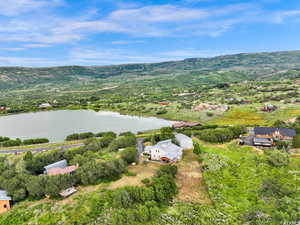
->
[1,50,300,90]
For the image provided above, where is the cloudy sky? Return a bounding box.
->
[0,0,300,66]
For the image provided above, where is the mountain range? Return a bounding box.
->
[1,50,300,90]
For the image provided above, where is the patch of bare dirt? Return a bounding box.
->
[176,150,212,204]
[108,162,162,190]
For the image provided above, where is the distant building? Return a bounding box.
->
[262,104,277,112]
[253,137,274,147]
[44,160,79,176]
[0,106,6,111]
[254,127,296,141]
[173,121,200,129]
[194,103,229,112]
[175,133,194,149]
[144,139,183,162]
[0,190,11,214]
[158,102,170,106]
[39,103,52,109]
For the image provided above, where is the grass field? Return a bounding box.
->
[208,106,267,126]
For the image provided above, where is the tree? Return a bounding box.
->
[26,176,46,199]
[193,142,202,155]
[160,127,174,141]
[23,151,33,161]
[120,147,137,164]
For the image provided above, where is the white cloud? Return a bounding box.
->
[111,40,145,45]
[23,43,51,48]
[0,2,299,54]
[0,0,63,16]
[0,47,25,51]
[271,10,300,23]
[40,3,259,42]
[108,5,209,23]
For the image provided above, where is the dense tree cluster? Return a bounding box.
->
[66,131,117,141]
[195,126,246,143]
[107,136,136,152]
[0,133,137,201]
[111,165,178,225]
[0,137,49,147]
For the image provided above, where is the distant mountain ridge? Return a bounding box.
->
[1,50,300,90]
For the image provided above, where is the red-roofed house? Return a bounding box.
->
[47,165,79,176]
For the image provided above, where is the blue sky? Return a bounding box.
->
[0,0,300,67]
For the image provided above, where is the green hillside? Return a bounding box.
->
[1,50,300,90]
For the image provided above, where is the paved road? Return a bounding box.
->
[136,138,145,162]
[0,143,85,154]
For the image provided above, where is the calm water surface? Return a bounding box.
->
[0,110,174,142]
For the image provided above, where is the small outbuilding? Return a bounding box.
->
[0,190,11,214]
[175,133,194,149]
[39,103,52,109]
[44,159,68,174]
[44,160,79,176]
[59,187,77,198]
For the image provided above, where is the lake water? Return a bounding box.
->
[0,110,174,142]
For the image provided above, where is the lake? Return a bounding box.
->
[0,110,174,142]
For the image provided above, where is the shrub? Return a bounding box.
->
[292,134,300,148]
[206,112,214,117]
[108,136,136,152]
[202,153,230,172]
[193,142,202,155]
[266,151,290,167]
[120,147,137,164]
[23,138,49,145]
[196,126,245,143]
[95,131,117,138]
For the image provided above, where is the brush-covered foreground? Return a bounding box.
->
[1,141,299,225]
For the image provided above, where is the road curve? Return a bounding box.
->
[0,143,85,154]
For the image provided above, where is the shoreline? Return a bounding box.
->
[0,107,181,123]
[0,108,179,146]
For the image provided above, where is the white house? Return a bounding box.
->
[144,139,183,162]
[39,103,52,109]
[175,133,194,149]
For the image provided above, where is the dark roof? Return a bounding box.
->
[254,127,296,137]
